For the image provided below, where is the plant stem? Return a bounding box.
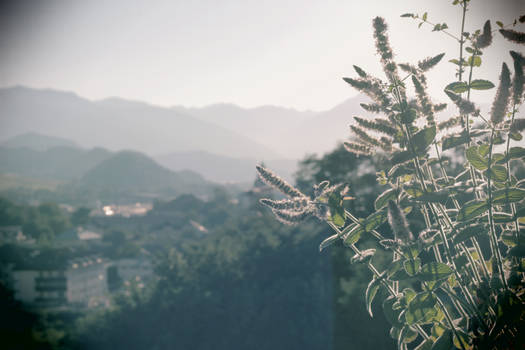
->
[436,295,467,350]
[505,103,520,240]
[486,129,509,290]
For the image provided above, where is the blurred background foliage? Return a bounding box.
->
[1,144,400,350]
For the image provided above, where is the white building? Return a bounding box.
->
[11,256,109,309]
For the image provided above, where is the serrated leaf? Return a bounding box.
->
[453,224,485,244]
[391,150,413,165]
[404,258,421,276]
[375,188,398,210]
[466,146,489,170]
[319,233,340,252]
[493,212,514,223]
[484,165,507,182]
[365,209,388,232]
[458,200,488,221]
[411,191,450,204]
[417,262,454,282]
[442,131,470,151]
[470,79,494,90]
[350,249,375,264]
[501,230,517,247]
[343,223,364,245]
[509,146,525,159]
[328,191,346,227]
[445,81,469,93]
[492,188,525,204]
[412,126,436,153]
[405,292,437,325]
[365,277,382,317]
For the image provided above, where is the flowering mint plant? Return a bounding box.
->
[258,2,525,349]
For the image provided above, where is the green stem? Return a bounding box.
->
[487,129,509,290]
[436,295,467,350]
[505,104,520,241]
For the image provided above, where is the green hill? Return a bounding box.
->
[79,151,211,195]
[0,146,112,181]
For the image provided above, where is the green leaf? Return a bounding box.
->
[484,165,508,183]
[457,200,488,221]
[422,12,427,21]
[401,13,415,18]
[411,191,450,204]
[467,55,482,67]
[375,188,398,210]
[405,292,438,325]
[405,185,424,198]
[404,258,421,276]
[319,233,340,252]
[466,146,489,170]
[342,223,364,245]
[386,260,403,278]
[383,296,403,326]
[509,146,525,159]
[492,188,525,204]
[391,150,413,165]
[402,242,422,260]
[510,131,523,141]
[442,131,469,151]
[328,191,346,227]
[365,209,388,232]
[469,79,494,90]
[509,245,525,257]
[445,81,469,93]
[496,20,504,28]
[398,325,418,345]
[501,230,517,247]
[350,249,375,264]
[432,330,453,350]
[493,212,514,223]
[453,330,471,350]
[365,277,382,317]
[453,224,485,244]
[417,262,454,282]
[412,126,436,153]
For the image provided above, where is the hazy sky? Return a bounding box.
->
[0,0,524,110]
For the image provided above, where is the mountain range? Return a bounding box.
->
[0,86,381,185]
[0,86,374,159]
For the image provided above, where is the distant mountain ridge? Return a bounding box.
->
[173,94,375,158]
[0,86,379,160]
[0,86,281,159]
[1,132,79,151]
[156,150,297,183]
